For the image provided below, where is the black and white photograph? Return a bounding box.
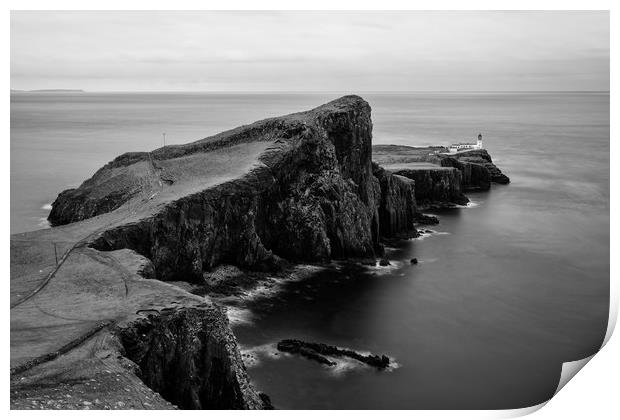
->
[7,3,613,414]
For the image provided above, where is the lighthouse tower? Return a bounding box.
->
[476,133,483,149]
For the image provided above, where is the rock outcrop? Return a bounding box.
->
[429,149,509,188]
[372,163,417,238]
[276,339,390,369]
[10,232,266,410]
[453,149,510,184]
[388,166,469,209]
[373,144,509,209]
[428,155,491,191]
[118,307,265,409]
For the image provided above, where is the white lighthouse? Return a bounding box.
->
[448,133,484,153]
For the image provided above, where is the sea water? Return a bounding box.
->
[10,91,609,408]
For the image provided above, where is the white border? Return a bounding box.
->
[3,1,616,419]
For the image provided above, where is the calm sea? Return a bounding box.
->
[10,92,609,409]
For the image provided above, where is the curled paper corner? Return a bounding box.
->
[493,353,603,418]
[553,355,595,397]
[490,402,547,419]
[549,296,617,397]
[602,289,618,347]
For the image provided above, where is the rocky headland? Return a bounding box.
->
[10,95,508,409]
[373,144,510,209]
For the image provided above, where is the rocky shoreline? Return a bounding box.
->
[10,95,508,409]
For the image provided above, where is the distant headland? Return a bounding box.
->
[11,89,85,93]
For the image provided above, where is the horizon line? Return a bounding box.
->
[10,89,611,94]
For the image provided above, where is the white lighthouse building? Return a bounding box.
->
[449,133,484,153]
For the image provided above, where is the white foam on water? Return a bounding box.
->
[240,282,278,301]
[456,200,481,209]
[239,264,326,302]
[41,203,52,210]
[412,229,451,241]
[37,217,51,229]
[367,260,404,275]
[226,307,254,326]
[220,264,327,327]
[384,360,401,372]
[328,358,365,375]
[328,352,401,377]
[413,232,433,241]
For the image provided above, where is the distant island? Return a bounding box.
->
[11,89,85,93]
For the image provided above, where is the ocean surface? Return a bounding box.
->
[10,92,609,409]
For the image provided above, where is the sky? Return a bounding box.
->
[10,11,610,92]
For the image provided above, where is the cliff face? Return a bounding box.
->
[372,145,510,209]
[48,156,157,225]
[429,155,491,191]
[459,149,510,184]
[372,163,417,238]
[10,224,266,409]
[426,149,509,189]
[390,167,469,209]
[48,96,417,283]
[118,307,264,409]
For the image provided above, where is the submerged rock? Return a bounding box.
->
[276,339,390,369]
[277,340,336,366]
[410,258,418,265]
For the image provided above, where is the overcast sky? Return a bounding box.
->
[10,11,609,92]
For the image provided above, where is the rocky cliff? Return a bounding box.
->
[372,163,418,237]
[428,155,491,191]
[118,306,264,409]
[429,149,509,188]
[373,145,509,209]
[10,236,267,409]
[389,166,469,209]
[451,149,510,184]
[49,96,419,283]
